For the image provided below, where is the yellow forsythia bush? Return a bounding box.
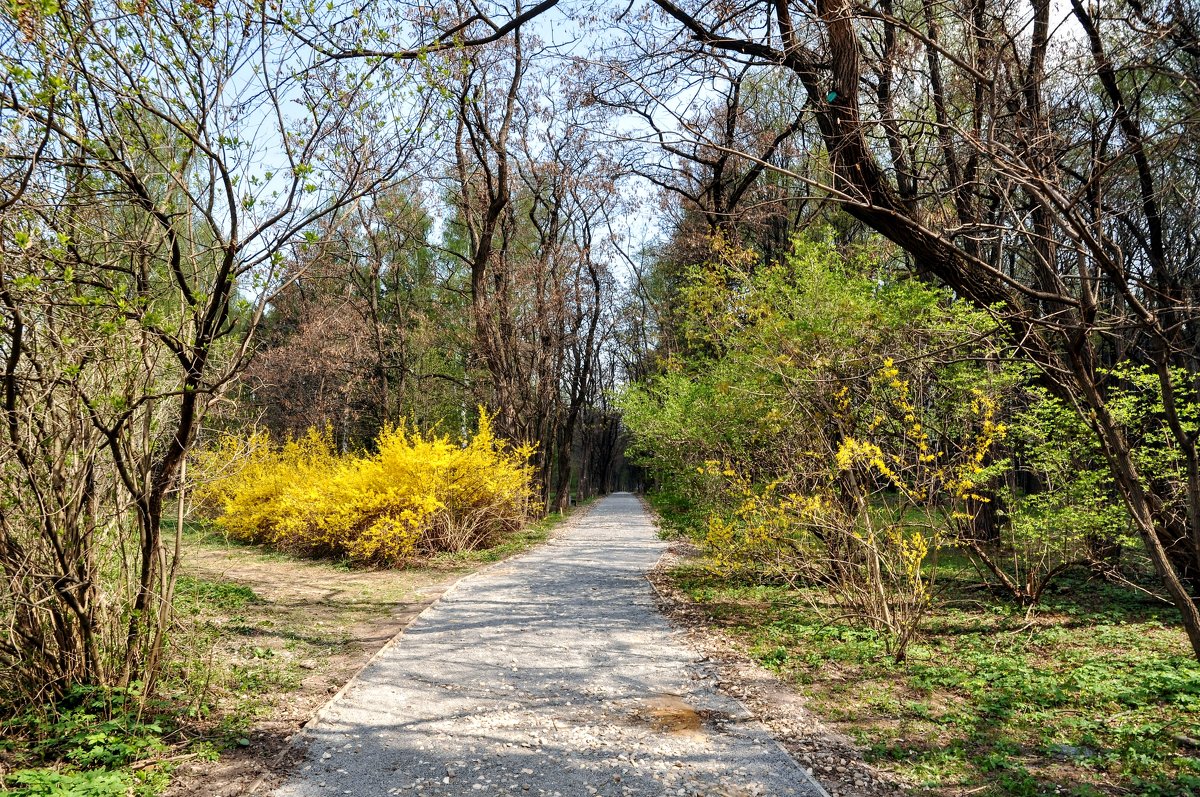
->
[192,410,536,565]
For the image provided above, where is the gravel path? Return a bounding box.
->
[273,493,829,797]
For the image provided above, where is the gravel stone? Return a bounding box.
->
[273,493,829,797]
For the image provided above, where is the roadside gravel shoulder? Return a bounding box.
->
[644,537,910,797]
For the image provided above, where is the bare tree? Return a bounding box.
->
[0,0,421,698]
[588,52,817,262]
[437,31,621,511]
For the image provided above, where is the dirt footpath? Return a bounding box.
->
[271,493,829,797]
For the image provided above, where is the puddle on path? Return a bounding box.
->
[646,694,705,737]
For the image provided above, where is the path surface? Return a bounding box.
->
[273,493,827,797]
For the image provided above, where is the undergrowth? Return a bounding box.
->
[649,490,1200,795]
[670,562,1200,795]
[2,676,185,795]
[0,573,267,796]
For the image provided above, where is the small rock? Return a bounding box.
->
[1049,743,1096,759]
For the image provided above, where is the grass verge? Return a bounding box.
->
[669,559,1200,796]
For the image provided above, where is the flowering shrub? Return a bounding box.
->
[193,410,535,564]
[698,463,826,582]
[623,237,1016,660]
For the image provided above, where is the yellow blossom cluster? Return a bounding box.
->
[698,461,825,574]
[884,525,931,597]
[193,410,536,565]
[876,357,937,462]
[942,390,1005,503]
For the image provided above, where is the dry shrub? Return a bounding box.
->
[193,410,535,564]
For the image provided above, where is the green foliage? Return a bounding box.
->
[5,687,166,768]
[643,484,708,541]
[976,387,1135,598]
[623,232,1004,498]
[625,231,1173,641]
[1,686,171,796]
[1105,362,1200,507]
[623,234,1011,656]
[2,767,158,797]
[672,564,1200,794]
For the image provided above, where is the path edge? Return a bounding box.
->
[638,495,836,797]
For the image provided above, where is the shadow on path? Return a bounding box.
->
[272,493,828,797]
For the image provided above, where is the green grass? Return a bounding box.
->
[671,561,1200,795]
[174,518,342,566]
[175,576,261,610]
[644,491,1200,795]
